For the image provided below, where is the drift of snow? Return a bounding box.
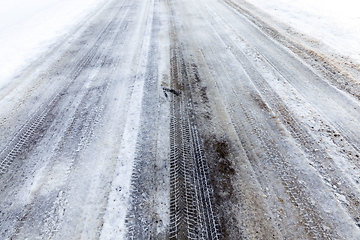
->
[245,0,360,63]
[0,0,107,90]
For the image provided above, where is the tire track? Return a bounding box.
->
[223,0,360,102]
[0,0,128,178]
[1,1,133,238]
[22,3,134,236]
[201,4,360,230]
[195,37,336,237]
[167,2,220,237]
[222,0,360,154]
[95,0,170,237]
[234,99,334,239]
[183,0,360,236]
[124,0,161,237]
[169,55,220,240]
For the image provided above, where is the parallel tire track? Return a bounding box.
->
[233,99,334,239]
[203,5,360,227]
[194,36,334,237]
[2,1,133,238]
[124,0,162,237]
[202,2,360,230]
[0,2,126,177]
[0,93,61,175]
[168,23,220,238]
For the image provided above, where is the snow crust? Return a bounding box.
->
[246,0,360,62]
[0,0,106,90]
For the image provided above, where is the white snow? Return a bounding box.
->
[99,77,144,238]
[0,0,107,90]
[245,0,360,62]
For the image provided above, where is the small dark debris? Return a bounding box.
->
[162,87,180,97]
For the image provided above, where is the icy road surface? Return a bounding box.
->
[1,0,360,239]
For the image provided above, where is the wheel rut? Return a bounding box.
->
[168,54,220,240]
[167,9,220,238]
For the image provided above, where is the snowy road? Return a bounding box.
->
[1,0,360,239]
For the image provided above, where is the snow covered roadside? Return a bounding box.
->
[0,0,108,90]
[245,0,360,63]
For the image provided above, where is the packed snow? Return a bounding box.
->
[0,0,106,90]
[246,0,360,63]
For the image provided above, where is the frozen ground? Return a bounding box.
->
[0,0,106,90]
[0,0,360,239]
[245,0,360,63]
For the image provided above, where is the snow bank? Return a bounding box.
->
[245,0,360,62]
[0,0,107,89]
